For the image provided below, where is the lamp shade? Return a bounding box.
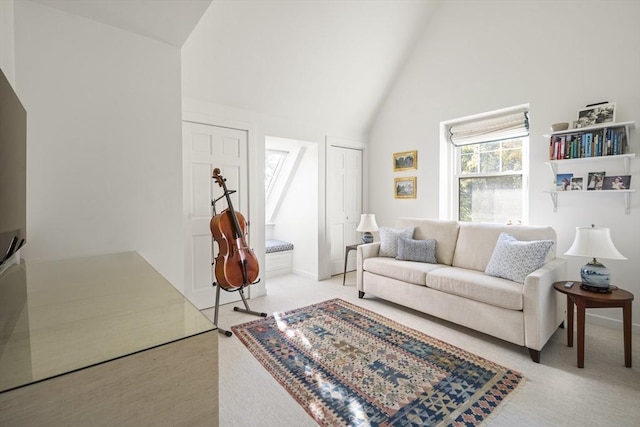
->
[356,214,378,233]
[564,226,626,288]
[564,227,626,260]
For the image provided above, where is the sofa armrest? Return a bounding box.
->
[522,257,567,351]
[356,242,380,291]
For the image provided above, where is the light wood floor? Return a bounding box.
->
[202,272,640,427]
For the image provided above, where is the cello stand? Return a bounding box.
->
[233,284,267,318]
[212,279,267,337]
[212,283,233,337]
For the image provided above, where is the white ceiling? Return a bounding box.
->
[30,0,440,135]
[30,0,212,47]
[182,0,440,134]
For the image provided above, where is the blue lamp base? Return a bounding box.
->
[361,232,373,244]
[580,259,610,289]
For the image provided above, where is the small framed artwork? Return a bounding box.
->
[587,171,605,190]
[570,177,583,191]
[576,102,616,128]
[602,175,631,190]
[555,173,573,191]
[393,150,417,172]
[394,176,416,199]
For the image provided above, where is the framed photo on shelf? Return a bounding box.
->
[576,102,616,128]
[394,176,416,199]
[602,175,631,190]
[570,177,583,191]
[555,173,573,191]
[587,171,605,190]
[393,150,417,172]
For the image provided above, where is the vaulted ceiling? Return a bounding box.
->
[30,0,440,135]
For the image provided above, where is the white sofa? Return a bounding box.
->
[357,218,567,362]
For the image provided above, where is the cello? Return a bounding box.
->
[210,168,260,292]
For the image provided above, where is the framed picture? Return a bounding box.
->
[576,102,616,128]
[587,171,605,190]
[555,173,573,191]
[570,177,583,191]
[602,175,631,190]
[393,150,417,172]
[394,176,416,199]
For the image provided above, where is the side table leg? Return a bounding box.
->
[576,299,586,368]
[342,248,350,286]
[567,296,574,347]
[623,301,632,368]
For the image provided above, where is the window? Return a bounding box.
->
[265,149,287,196]
[264,137,307,224]
[447,108,529,224]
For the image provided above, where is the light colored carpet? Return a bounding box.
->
[202,272,640,427]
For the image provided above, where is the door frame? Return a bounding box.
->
[182,110,266,300]
[320,137,367,280]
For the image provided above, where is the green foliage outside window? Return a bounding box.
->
[458,139,523,223]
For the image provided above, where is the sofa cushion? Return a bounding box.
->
[452,222,557,272]
[396,218,459,265]
[426,267,524,310]
[363,257,444,286]
[396,238,437,263]
[379,226,415,257]
[485,233,554,284]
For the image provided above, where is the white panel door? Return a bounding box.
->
[328,146,362,275]
[183,122,249,309]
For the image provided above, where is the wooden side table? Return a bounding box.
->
[553,281,634,368]
[342,244,360,286]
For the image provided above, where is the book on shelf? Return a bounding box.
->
[548,125,627,160]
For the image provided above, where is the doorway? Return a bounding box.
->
[264,136,318,279]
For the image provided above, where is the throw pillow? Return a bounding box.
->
[378,226,415,258]
[396,238,437,263]
[485,233,554,284]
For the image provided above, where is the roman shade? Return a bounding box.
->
[449,111,529,146]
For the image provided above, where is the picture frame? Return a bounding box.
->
[393,150,417,172]
[555,173,573,191]
[576,102,616,128]
[587,171,605,190]
[602,175,631,190]
[570,177,583,191]
[394,176,416,199]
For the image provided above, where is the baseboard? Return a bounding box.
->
[584,311,640,335]
[292,268,318,281]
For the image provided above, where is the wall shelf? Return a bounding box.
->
[545,153,635,176]
[543,189,636,214]
[543,121,635,214]
[543,120,635,139]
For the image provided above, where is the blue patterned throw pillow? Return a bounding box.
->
[378,226,415,258]
[396,238,437,263]
[485,233,554,284]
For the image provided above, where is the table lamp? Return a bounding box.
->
[356,214,378,244]
[564,225,626,290]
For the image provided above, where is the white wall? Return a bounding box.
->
[369,0,640,331]
[0,0,15,85]
[14,1,184,290]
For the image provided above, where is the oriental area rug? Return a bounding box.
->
[231,299,524,427]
